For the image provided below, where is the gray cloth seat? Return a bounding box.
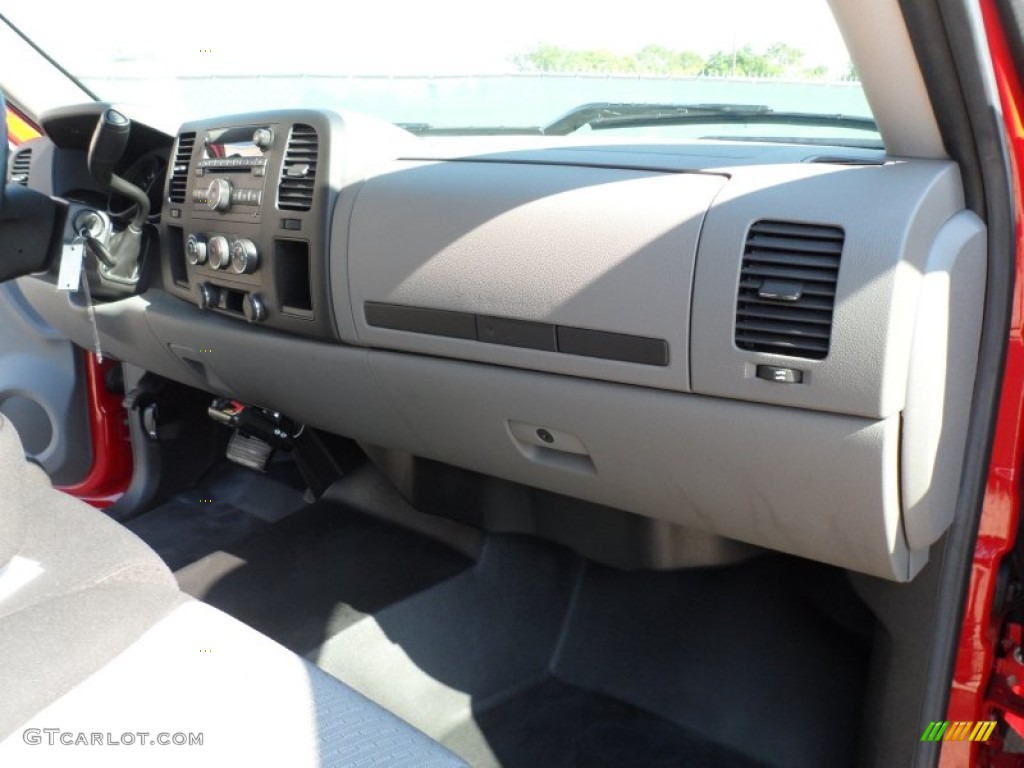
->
[0,415,466,767]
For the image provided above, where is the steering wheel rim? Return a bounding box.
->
[0,91,8,212]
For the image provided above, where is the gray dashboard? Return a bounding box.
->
[14,107,986,582]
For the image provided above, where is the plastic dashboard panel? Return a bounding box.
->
[344,160,725,391]
[334,145,984,581]
[14,110,987,582]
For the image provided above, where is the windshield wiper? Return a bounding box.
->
[397,103,878,141]
[398,123,543,137]
[542,102,879,136]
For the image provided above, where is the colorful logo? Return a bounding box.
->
[920,721,997,742]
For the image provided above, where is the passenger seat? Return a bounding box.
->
[0,415,466,767]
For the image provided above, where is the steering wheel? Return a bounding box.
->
[0,91,68,283]
[1,91,8,212]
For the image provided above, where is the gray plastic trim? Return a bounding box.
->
[367,350,913,581]
[900,211,987,549]
[0,282,91,484]
[15,278,193,389]
[137,291,423,454]
[828,0,946,158]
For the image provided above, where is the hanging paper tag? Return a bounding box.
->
[57,243,84,291]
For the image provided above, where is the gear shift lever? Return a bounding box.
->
[86,109,150,282]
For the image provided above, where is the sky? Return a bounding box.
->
[2,0,852,78]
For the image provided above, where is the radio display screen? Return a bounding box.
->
[203,127,264,159]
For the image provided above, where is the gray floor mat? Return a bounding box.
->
[553,559,868,768]
[311,536,582,732]
[313,541,869,768]
[176,498,474,654]
[125,458,307,571]
[125,497,268,572]
[442,678,769,768]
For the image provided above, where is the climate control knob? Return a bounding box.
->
[185,234,207,265]
[207,235,230,269]
[206,178,232,212]
[243,293,266,324]
[230,238,259,274]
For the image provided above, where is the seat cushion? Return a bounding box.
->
[0,489,179,618]
[0,414,34,567]
[0,598,467,767]
[0,415,176,619]
[0,581,186,740]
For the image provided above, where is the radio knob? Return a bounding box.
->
[252,128,273,150]
[230,238,259,274]
[206,178,232,212]
[185,234,208,265]
[208,235,230,269]
[197,282,219,310]
[243,293,266,323]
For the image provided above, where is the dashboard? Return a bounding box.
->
[9,105,987,582]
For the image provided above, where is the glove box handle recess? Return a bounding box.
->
[507,420,595,475]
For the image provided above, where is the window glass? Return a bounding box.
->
[2,0,877,146]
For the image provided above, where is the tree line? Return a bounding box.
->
[511,43,855,81]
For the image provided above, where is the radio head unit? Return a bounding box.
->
[190,125,274,216]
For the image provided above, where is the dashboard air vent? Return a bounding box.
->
[277,124,318,211]
[734,220,844,360]
[9,148,31,186]
[168,132,195,204]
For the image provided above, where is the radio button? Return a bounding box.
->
[206,178,232,212]
[252,128,273,150]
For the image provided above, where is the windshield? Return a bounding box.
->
[2,0,877,147]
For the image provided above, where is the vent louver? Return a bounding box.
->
[277,124,318,211]
[168,132,195,204]
[10,148,31,186]
[734,220,844,360]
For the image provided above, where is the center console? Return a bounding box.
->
[159,109,368,339]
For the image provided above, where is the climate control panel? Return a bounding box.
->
[186,233,260,275]
[181,228,268,322]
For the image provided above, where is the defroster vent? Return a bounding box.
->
[277,124,318,211]
[9,148,31,186]
[168,132,195,204]
[734,220,844,360]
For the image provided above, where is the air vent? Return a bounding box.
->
[734,220,844,360]
[277,124,318,211]
[9,148,31,186]
[168,132,196,204]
